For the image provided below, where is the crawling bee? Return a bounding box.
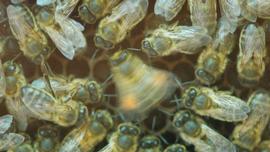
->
[99,122,141,152]
[164,144,187,152]
[110,50,176,120]
[141,24,212,57]
[0,114,25,151]
[195,17,236,85]
[188,0,217,35]
[173,110,236,152]
[241,0,270,22]
[78,0,121,24]
[257,140,270,152]
[237,23,266,87]
[138,135,162,152]
[36,0,87,60]
[33,125,60,152]
[20,85,81,127]
[58,110,113,152]
[154,0,186,21]
[94,0,149,49]
[232,90,270,151]
[182,86,250,122]
[7,4,53,64]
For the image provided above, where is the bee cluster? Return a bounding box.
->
[0,0,270,152]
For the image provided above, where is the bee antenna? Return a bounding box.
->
[41,59,56,98]
[158,134,169,145]
[151,116,157,131]
[157,107,174,116]
[11,52,22,63]
[101,74,113,88]
[90,49,99,61]
[127,48,141,52]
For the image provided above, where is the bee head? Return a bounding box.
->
[183,87,198,107]
[4,61,21,76]
[117,123,140,149]
[173,111,192,128]
[37,125,59,152]
[164,144,187,152]
[140,135,160,149]
[36,7,54,26]
[110,50,129,66]
[141,39,158,56]
[141,36,171,56]
[86,80,102,103]
[94,35,114,50]
[195,68,215,85]
[94,110,114,129]
[78,4,97,24]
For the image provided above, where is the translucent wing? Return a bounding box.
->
[37,0,56,6]
[202,88,250,122]
[55,0,79,17]
[0,60,6,97]
[98,136,115,152]
[0,115,13,134]
[0,133,24,151]
[201,124,236,152]
[154,0,185,21]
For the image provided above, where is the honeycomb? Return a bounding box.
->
[0,0,270,152]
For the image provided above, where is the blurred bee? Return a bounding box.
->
[8,133,34,152]
[7,4,53,64]
[0,60,29,131]
[138,135,162,152]
[58,110,114,152]
[154,0,186,21]
[0,114,25,151]
[195,17,236,85]
[110,49,176,120]
[182,86,250,122]
[232,90,270,151]
[78,0,121,24]
[141,24,212,57]
[257,140,270,152]
[36,0,87,60]
[20,85,81,127]
[173,110,236,152]
[164,144,187,152]
[33,125,60,152]
[188,0,217,35]
[241,0,270,22]
[94,0,149,50]
[99,122,141,152]
[237,23,266,87]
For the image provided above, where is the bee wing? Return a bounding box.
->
[201,124,236,152]
[7,5,33,40]
[154,0,185,21]
[37,0,56,6]
[55,0,79,17]
[44,25,75,60]
[0,60,6,97]
[201,89,250,122]
[0,133,24,151]
[98,140,115,152]
[0,115,13,134]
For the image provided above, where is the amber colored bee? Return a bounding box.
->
[164,144,187,152]
[138,135,162,152]
[78,0,121,24]
[232,90,270,151]
[188,0,217,35]
[94,0,149,50]
[173,110,236,152]
[237,23,266,87]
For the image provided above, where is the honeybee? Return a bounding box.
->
[58,110,114,152]
[257,140,270,152]
[99,122,141,152]
[173,110,236,152]
[78,0,121,24]
[94,0,149,50]
[141,24,212,57]
[219,0,241,33]
[36,0,87,60]
[0,115,25,151]
[164,144,187,152]
[188,0,217,35]
[181,86,250,122]
[110,50,176,120]
[237,23,266,87]
[154,0,186,21]
[232,90,270,151]
[138,135,162,152]
[240,0,270,22]
[195,17,236,85]
[20,85,80,127]
[7,4,53,64]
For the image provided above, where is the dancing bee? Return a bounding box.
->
[237,23,266,87]
[188,0,217,35]
[141,24,212,57]
[78,0,121,24]
[94,0,149,49]
[110,49,176,120]
[195,17,236,85]
[138,135,162,152]
[182,86,250,122]
[0,115,25,151]
[36,0,87,60]
[241,0,270,22]
[99,122,140,152]
[33,125,60,152]
[164,144,187,152]
[58,110,113,152]
[154,0,186,21]
[173,110,236,152]
[7,4,53,64]
[232,90,270,151]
